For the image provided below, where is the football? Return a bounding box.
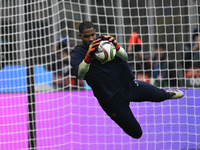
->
[95,40,116,63]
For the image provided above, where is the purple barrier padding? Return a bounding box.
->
[0,89,200,150]
[0,94,28,150]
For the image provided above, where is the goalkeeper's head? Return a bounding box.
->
[79,21,97,48]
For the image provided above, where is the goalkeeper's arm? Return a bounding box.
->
[78,46,128,80]
[116,46,128,61]
[78,61,90,79]
[77,39,101,79]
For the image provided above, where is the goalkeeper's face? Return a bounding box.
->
[79,27,97,48]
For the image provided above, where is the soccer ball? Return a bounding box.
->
[95,40,116,63]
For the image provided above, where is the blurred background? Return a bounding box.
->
[0,1,200,150]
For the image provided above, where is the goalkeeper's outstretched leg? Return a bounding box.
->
[99,101,143,139]
[99,80,184,139]
[128,80,184,103]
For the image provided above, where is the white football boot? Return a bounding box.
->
[167,89,184,99]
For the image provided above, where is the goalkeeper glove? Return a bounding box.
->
[100,35,120,51]
[84,39,101,63]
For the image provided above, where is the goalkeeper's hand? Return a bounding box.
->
[84,39,101,63]
[100,35,120,51]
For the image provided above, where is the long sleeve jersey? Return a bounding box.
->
[70,43,135,102]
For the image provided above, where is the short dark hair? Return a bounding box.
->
[79,21,94,33]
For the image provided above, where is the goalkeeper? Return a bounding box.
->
[70,21,184,139]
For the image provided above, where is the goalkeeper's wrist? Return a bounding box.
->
[84,55,92,63]
[115,43,120,51]
[84,58,90,63]
[116,46,128,61]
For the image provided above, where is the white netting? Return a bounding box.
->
[0,0,199,150]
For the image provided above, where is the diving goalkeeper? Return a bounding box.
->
[70,21,184,139]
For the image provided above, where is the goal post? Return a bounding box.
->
[0,0,200,150]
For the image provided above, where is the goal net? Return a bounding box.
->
[0,0,199,149]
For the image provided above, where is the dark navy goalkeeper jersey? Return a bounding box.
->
[70,43,135,102]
